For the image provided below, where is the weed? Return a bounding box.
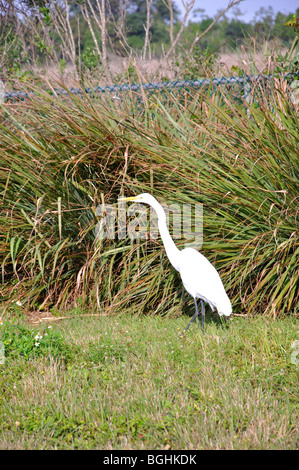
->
[0,321,75,363]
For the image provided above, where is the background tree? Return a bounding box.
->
[0,0,297,83]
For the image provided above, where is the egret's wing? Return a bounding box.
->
[179,248,228,311]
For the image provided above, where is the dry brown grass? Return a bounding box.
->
[25,42,291,90]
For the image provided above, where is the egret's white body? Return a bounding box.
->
[124,193,232,332]
[178,247,232,316]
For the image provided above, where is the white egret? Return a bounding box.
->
[124,193,232,333]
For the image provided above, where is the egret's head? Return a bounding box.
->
[121,193,165,221]
[122,193,157,206]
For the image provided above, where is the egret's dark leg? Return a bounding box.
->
[184,298,200,332]
[200,299,205,334]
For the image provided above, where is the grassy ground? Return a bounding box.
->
[0,311,298,450]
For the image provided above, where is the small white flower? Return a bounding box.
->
[34,334,43,341]
[47,325,53,329]
[16,301,22,306]
[35,342,40,347]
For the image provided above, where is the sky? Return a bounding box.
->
[174,0,299,23]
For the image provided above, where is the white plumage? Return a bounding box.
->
[124,193,232,332]
[178,248,232,316]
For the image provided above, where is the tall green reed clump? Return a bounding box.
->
[0,79,297,317]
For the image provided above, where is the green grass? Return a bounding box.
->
[0,312,298,449]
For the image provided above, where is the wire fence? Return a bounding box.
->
[2,73,299,107]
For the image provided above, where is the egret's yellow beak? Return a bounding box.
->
[120,196,138,202]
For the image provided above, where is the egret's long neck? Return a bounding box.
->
[150,200,181,272]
